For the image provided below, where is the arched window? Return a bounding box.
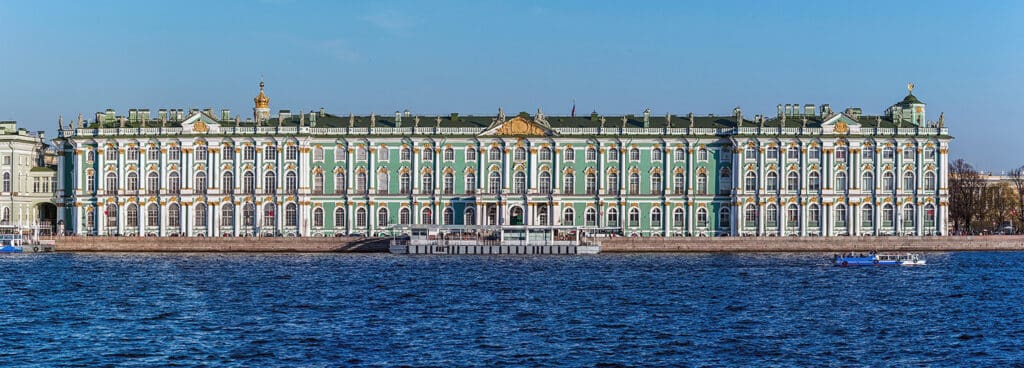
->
[168,171,181,194]
[313,172,324,194]
[696,172,708,195]
[835,171,847,191]
[719,207,731,229]
[651,207,662,228]
[86,172,95,192]
[241,171,254,194]
[861,204,874,227]
[401,147,412,161]
[674,148,685,161]
[263,203,276,228]
[313,146,324,161]
[400,207,411,225]
[607,208,619,227]
[264,171,277,194]
[514,171,526,194]
[586,147,597,161]
[539,171,552,194]
[673,173,684,194]
[628,208,640,227]
[106,172,118,192]
[464,207,475,225]
[221,204,234,227]
[862,172,874,190]
[147,172,159,194]
[924,204,936,227]
[243,203,255,227]
[105,204,117,228]
[126,204,139,227]
[696,208,708,227]
[651,173,662,194]
[673,208,685,229]
[697,147,708,161]
[563,207,575,225]
[924,172,936,191]
[168,203,180,228]
[903,204,915,228]
[652,148,663,161]
[421,208,433,225]
[334,172,346,194]
[629,148,640,161]
[835,204,847,227]
[356,172,367,193]
[378,207,389,227]
[564,147,575,161]
[195,203,207,228]
[466,173,476,194]
[563,172,575,194]
[489,147,501,161]
[766,171,778,191]
[608,173,619,194]
[443,173,454,195]
[466,147,477,161]
[147,203,160,227]
[882,204,894,227]
[489,172,501,193]
[882,172,895,191]
[766,204,778,227]
[539,147,551,161]
[744,204,757,227]
[607,147,619,161]
[221,145,234,161]
[285,203,297,227]
[377,172,389,194]
[285,171,297,194]
[312,207,323,227]
[786,204,799,227]
[744,171,757,191]
[127,172,139,191]
[514,147,526,161]
[356,207,367,227]
[443,207,453,225]
[586,172,598,195]
[719,168,731,193]
[421,173,433,193]
[808,204,820,227]
[334,207,346,228]
[786,171,799,191]
[195,171,207,194]
[222,171,234,194]
[903,172,914,191]
[629,173,640,195]
[808,171,820,191]
[84,208,93,229]
[286,145,298,161]
[444,147,454,161]
[585,207,597,227]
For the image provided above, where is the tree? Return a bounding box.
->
[1009,166,1024,233]
[948,159,985,234]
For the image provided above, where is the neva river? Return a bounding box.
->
[2,252,1023,367]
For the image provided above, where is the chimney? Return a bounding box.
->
[777,104,783,117]
[804,104,815,116]
[175,109,183,121]
[643,108,651,128]
[158,109,167,121]
[128,109,138,122]
[140,109,150,122]
[403,109,411,117]
[221,109,231,120]
[395,111,402,127]
[319,107,326,117]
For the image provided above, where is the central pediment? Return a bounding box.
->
[180,111,222,134]
[480,116,551,136]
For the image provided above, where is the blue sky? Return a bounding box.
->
[0,0,1021,171]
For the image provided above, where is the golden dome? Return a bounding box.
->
[254,81,270,109]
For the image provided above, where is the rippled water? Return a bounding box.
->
[2,252,1023,367]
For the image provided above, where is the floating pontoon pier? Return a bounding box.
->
[388,225,600,255]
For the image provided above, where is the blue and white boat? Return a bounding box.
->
[0,231,24,253]
[833,252,926,266]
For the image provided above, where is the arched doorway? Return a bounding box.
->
[486,204,498,225]
[36,203,58,235]
[510,206,524,226]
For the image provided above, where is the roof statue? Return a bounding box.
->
[498,106,505,122]
[435,116,442,128]
[370,112,376,128]
[938,112,945,128]
[666,113,671,129]
[300,110,305,126]
[349,113,354,128]
[908,82,914,93]
[688,112,694,128]
[58,114,63,130]
[621,116,628,128]
[600,116,606,128]
[414,116,420,128]
[77,113,83,129]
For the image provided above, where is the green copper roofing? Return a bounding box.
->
[900,93,924,105]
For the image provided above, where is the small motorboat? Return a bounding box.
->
[833,252,925,266]
[0,236,23,253]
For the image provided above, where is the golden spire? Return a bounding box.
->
[254,80,270,109]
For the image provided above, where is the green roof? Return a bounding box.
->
[899,93,924,105]
[30,167,55,172]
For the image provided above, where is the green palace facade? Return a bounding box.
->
[54,82,952,237]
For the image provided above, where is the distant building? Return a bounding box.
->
[54,82,951,237]
[0,121,58,230]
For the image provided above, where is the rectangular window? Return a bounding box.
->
[787,148,799,160]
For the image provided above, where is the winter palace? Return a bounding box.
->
[54,82,951,237]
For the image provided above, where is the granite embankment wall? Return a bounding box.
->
[599,235,1024,252]
[55,236,389,252]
